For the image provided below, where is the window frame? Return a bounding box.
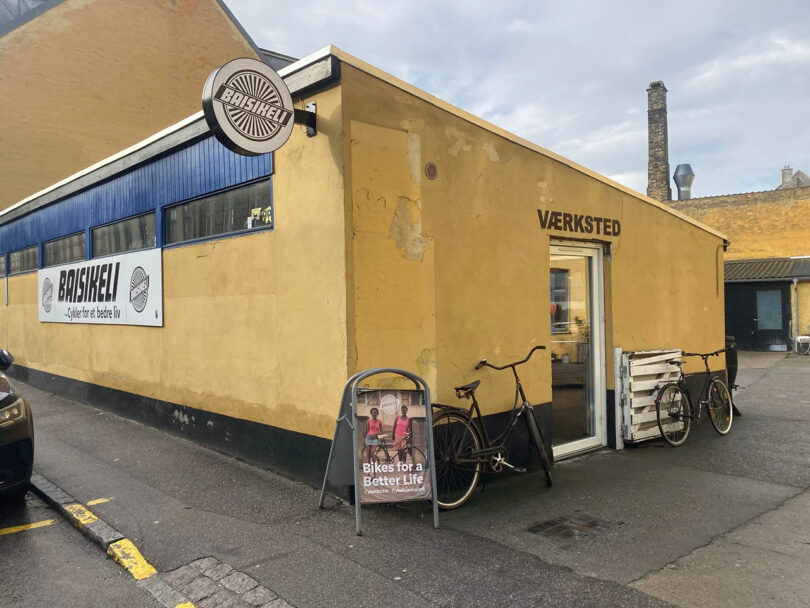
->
[163,177,273,249]
[91,211,157,259]
[43,231,87,268]
[8,245,39,275]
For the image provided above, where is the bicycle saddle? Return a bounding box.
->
[454,380,480,392]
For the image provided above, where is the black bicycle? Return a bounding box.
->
[431,346,553,509]
[654,349,734,447]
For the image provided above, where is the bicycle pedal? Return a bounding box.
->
[498,458,526,473]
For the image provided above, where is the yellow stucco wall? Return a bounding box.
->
[341,63,725,415]
[0,0,258,209]
[1,83,347,440]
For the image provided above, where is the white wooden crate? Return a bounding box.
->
[618,349,682,443]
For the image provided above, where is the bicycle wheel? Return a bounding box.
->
[655,383,692,446]
[431,411,482,509]
[397,446,426,468]
[708,379,733,435]
[525,408,553,487]
[798,339,810,356]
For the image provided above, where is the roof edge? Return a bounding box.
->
[213,0,265,64]
[322,45,728,243]
[0,51,339,225]
[1,43,728,243]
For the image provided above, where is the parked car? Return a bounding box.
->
[0,350,33,501]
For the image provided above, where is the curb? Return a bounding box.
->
[30,472,194,608]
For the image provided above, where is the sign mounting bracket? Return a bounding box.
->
[293,103,317,137]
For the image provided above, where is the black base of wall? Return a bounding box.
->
[10,365,332,488]
[606,389,617,449]
[12,365,559,492]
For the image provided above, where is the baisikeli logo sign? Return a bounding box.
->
[202,58,294,156]
[38,249,163,327]
[129,266,149,313]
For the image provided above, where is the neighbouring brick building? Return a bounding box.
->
[645,81,810,351]
[0,0,294,211]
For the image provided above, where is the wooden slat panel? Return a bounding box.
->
[630,378,673,392]
[631,363,681,376]
[631,410,686,425]
[622,349,686,443]
[630,351,681,367]
[630,426,665,441]
[631,410,662,424]
[628,394,657,408]
[630,375,679,392]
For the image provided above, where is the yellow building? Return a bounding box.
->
[645,81,810,351]
[0,47,728,483]
[670,181,810,350]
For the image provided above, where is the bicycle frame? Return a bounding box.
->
[678,353,713,421]
[434,345,544,464]
[673,350,724,420]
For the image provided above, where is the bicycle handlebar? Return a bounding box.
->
[682,348,726,358]
[475,345,546,371]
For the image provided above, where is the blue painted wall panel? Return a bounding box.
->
[0,135,272,255]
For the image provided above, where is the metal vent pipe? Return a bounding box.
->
[673,164,695,200]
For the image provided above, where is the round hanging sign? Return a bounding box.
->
[202,58,294,156]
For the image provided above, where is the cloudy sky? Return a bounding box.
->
[227,0,810,198]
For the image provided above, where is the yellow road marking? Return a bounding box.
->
[87,497,112,506]
[0,519,56,536]
[64,503,99,526]
[175,603,195,608]
[107,538,157,580]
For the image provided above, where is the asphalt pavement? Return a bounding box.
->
[0,493,161,607]
[10,351,810,607]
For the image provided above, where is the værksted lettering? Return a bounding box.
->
[537,209,621,237]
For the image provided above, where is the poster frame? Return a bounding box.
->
[319,368,439,535]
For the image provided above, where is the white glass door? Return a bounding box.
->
[549,243,606,458]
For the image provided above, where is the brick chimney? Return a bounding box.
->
[647,81,672,201]
[781,166,794,187]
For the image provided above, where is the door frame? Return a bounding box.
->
[725,281,792,351]
[549,241,607,458]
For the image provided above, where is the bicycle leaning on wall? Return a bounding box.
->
[431,346,553,509]
[654,349,734,447]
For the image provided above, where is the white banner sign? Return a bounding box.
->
[38,248,163,326]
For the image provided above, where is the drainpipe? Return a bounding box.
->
[795,279,800,352]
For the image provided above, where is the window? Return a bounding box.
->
[92,213,156,258]
[9,246,38,274]
[44,232,85,267]
[165,179,272,245]
[550,269,569,334]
